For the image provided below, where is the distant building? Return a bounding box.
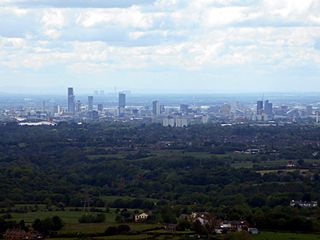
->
[152,100,160,116]
[119,92,126,108]
[163,117,188,127]
[180,104,189,115]
[290,200,318,208]
[88,96,94,111]
[248,228,259,235]
[202,115,209,124]
[98,104,103,112]
[53,105,61,115]
[163,118,175,127]
[256,101,263,115]
[264,100,273,116]
[87,110,99,121]
[190,212,211,226]
[4,230,44,240]
[76,100,81,112]
[306,105,313,115]
[220,104,231,116]
[175,118,188,127]
[160,105,165,114]
[67,87,75,114]
[134,212,149,222]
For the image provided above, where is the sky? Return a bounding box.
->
[0,0,320,94]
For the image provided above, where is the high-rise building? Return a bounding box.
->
[264,100,273,116]
[306,105,313,115]
[119,92,126,108]
[152,100,160,116]
[76,100,81,112]
[42,101,46,112]
[98,104,103,112]
[256,101,263,115]
[53,105,61,114]
[68,87,75,114]
[160,105,165,114]
[88,96,94,111]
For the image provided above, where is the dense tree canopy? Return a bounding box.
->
[1,122,320,232]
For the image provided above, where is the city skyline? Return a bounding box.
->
[0,0,320,94]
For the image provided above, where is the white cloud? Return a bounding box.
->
[0,0,320,92]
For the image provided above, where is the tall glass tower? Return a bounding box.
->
[68,87,75,114]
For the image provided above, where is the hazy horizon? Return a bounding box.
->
[2,89,320,96]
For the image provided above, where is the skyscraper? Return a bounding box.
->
[264,100,273,116]
[152,100,160,116]
[119,92,126,108]
[67,87,75,114]
[98,104,103,112]
[256,100,263,115]
[88,96,94,111]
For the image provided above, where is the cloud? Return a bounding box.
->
[0,0,155,8]
[0,0,320,93]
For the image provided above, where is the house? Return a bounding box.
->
[286,161,296,168]
[4,230,44,240]
[190,212,213,226]
[218,220,250,233]
[290,200,318,208]
[134,212,149,222]
[248,228,259,234]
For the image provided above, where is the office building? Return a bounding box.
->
[160,105,165,114]
[256,101,263,115]
[152,100,160,116]
[88,96,94,111]
[264,100,273,116]
[53,105,61,115]
[306,105,313,115]
[67,87,75,114]
[76,100,81,112]
[98,104,103,112]
[119,92,126,108]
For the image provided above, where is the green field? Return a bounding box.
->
[51,235,180,240]
[254,231,320,240]
[10,209,161,234]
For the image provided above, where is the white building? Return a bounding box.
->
[134,213,149,222]
[163,117,188,127]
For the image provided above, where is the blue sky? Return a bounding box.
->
[0,0,320,94]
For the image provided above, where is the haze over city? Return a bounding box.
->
[0,0,320,94]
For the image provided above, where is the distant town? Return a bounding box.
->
[0,88,320,127]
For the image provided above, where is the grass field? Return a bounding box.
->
[50,231,320,240]
[254,231,320,240]
[11,209,161,234]
[51,235,181,240]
